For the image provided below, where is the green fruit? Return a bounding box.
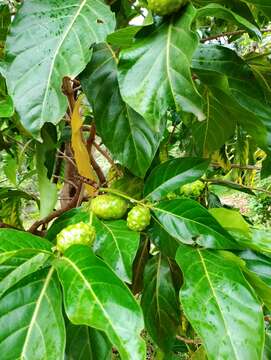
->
[91,194,128,220]
[148,0,188,16]
[56,222,95,253]
[180,180,204,198]
[127,205,151,232]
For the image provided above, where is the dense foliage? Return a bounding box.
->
[0,0,271,359]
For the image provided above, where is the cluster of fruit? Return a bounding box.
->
[56,194,151,253]
[180,180,205,199]
[147,0,188,16]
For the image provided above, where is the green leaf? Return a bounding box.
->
[0,268,65,360]
[5,0,115,136]
[196,4,261,38]
[93,218,140,283]
[55,245,146,360]
[209,208,250,235]
[153,199,239,249]
[0,229,52,264]
[232,228,271,254]
[148,220,179,259]
[46,207,89,241]
[36,127,58,218]
[3,154,17,185]
[81,43,164,178]
[244,0,271,19]
[0,252,51,297]
[176,245,264,360]
[118,4,205,130]
[141,254,180,352]
[192,45,271,153]
[66,323,112,360]
[264,329,271,360]
[144,157,209,201]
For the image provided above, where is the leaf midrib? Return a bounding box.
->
[197,250,239,359]
[61,255,129,358]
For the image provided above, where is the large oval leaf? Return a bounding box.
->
[81,43,164,178]
[118,4,204,130]
[93,218,140,283]
[5,0,115,136]
[144,157,209,201]
[141,254,180,352]
[153,199,239,249]
[55,245,146,360]
[0,268,65,360]
[176,245,264,360]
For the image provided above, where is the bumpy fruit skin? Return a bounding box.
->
[56,222,95,253]
[180,180,205,198]
[127,206,151,232]
[148,0,188,16]
[91,194,128,220]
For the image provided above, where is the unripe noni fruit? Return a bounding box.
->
[148,0,188,16]
[91,194,128,220]
[127,205,151,232]
[56,222,95,253]
[180,180,204,198]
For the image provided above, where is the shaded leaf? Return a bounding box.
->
[66,323,112,360]
[81,43,164,178]
[93,218,140,283]
[141,254,180,352]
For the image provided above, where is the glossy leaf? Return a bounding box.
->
[153,199,239,249]
[55,245,146,360]
[118,4,205,130]
[81,43,164,178]
[176,245,264,360]
[141,254,180,352]
[46,207,89,241]
[209,208,250,235]
[0,268,65,360]
[144,157,209,201]
[66,323,112,360]
[0,229,52,264]
[93,218,140,283]
[5,0,115,136]
[0,252,51,297]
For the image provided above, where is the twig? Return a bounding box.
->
[93,141,119,172]
[52,175,78,189]
[74,174,99,189]
[62,77,76,114]
[28,186,82,234]
[211,162,261,171]
[201,28,271,43]
[206,178,271,196]
[57,150,76,168]
[176,335,201,345]
[86,125,107,186]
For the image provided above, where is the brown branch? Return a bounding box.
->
[211,162,261,171]
[62,77,76,114]
[201,28,271,43]
[86,125,107,186]
[0,222,18,229]
[206,178,271,196]
[93,142,120,173]
[28,186,82,234]
[74,174,99,189]
[176,335,201,345]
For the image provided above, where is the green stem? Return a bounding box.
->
[99,187,140,203]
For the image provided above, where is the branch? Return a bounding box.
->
[201,28,271,43]
[74,174,99,189]
[211,162,261,171]
[28,186,82,234]
[176,335,201,345]
[0,222,18,229]
[206,178,271,196]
